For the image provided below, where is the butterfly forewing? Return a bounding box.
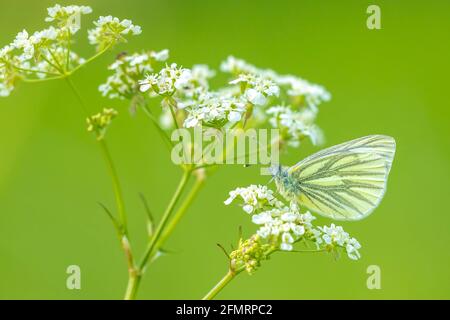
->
[288,135,396,220]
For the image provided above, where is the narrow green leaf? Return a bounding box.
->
[98,202,120,234]
[139,193,155,236]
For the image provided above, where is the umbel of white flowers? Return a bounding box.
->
[0,4,141,97]
[224,185,361,274]
[99,49,331,149]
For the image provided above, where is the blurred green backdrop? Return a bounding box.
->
[0,0,449,299]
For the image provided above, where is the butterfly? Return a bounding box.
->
[271,135,396,221]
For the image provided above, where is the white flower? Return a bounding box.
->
[280,243,293,251]
[227,110,242,122]
[288,79,330,111]
[292,225,305,236]
[252,212,273,225]
[151,49,169,62]
[12,30,34,61]
[298,211,316,227]
[159,108,174,129]
[346,238,362,260]
[225,184,361,259]
[224,184,283,213]
[45,5,92,33]
[320,224,349,246]
[88,16,142,51]
[245,88,266,105]
[230,73,279,106]
[267,105,323,147]
[100,51,167,100]
[221,56,330,111]
[257,226,271,239]
[182,91,246,128]
[191,64,215,89]
[282,232,294,243]
[243,204,254,214]
[220,55,258,74]
[281,212,297,222]
[33,27,59,42]
[139,63,192,96]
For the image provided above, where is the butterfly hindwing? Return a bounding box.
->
[288,135,396,220]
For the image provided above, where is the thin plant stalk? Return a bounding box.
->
[98,139,128,234]
[124,270,141,300]
[202,269,242,300]
[124,169,191,299]
[65,76,137,297]
[139,169,191,270]
[141,103,173,151]
[202,248,325,300]
[65,76,89,116]
[157,175,205,248]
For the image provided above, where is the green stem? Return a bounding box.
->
[65,76,89,115]
[167,100,180,130]
[203,247,277,300]
[66,29,71,70]
[65,75,134,298]
[14,65,60,76]
[124,271,141,300]
[123,170,190,299]
[99,139,128,235]
[141,103,173,150]
[69,44,112,75]
[22,75,67,83]
[40,52,64,74]
[48,48,65,73]
[156,175,205,250]
[202,270,240,300]
[138,170,190,270]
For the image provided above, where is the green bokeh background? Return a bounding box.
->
[1,0,449,299]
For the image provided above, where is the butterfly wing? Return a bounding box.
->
[288,135,396,221]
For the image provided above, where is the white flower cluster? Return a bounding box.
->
[139,63,192,97]
[230,73,279,106]
[277,75,331,111]
[45,4,93,33]
[0,5,91,96]
[100,52,330,147]
[221,55,331,111]
[267,105,323,147]
[220,56,330,146]
[1,4,141,97]
[182,90,246,128]
[99,49,169,99]
[224,184,284,214]
[225,184,361,260]
[220,56,261,75]
[88,16,142,51]
[252,204,317,251]
[0,46,17,96]
[318,224,361,260]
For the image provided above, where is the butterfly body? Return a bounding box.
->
[271,135,396,221]
[271,165,302,201]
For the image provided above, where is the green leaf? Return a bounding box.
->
[98,202,120,234]
[139,193,155,237]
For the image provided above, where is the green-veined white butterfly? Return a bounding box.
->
[271,135,396,221]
